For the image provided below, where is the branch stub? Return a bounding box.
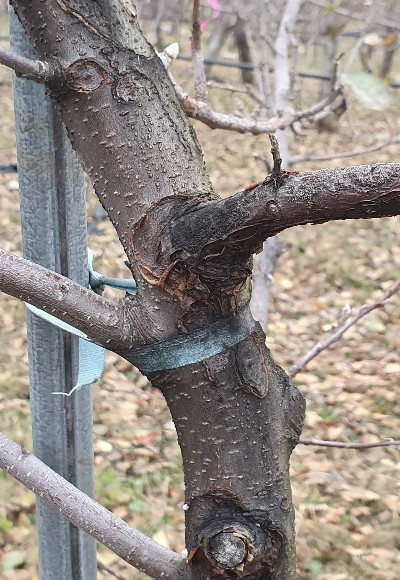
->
[205,531,248,569]
[66,60,109,93]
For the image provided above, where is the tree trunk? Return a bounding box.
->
[150,339,304,579]
[8,1,304,577]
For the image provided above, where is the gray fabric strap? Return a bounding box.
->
[118,307,257,373]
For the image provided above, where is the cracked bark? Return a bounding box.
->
[3,1,399,578]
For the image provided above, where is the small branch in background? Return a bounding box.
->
[258,63,274,114]
[289,280,400,378]
[307,0,400,31]
[98,561,129,580]
[290,137,400,165]
[0,431,189,580]
[0,46,56,83]
[191,0,208,101]
[299,438,400,449]
[169,51,343,135]
[206,79,265,105]
[176,84,342,134]
[166,40,342,135]
[250,237,282,331]
[273,0,303,162]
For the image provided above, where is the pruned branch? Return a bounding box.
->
[0,46,56,83]
[0,431,190,580]
[171,163,400,261]
[299,438,400,449]
[269,133,283,177]
[289,279,400,378]
[0,248,141,351]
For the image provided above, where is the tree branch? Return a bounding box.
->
[176,82,342,135]
[299,438,400,449]
[0,431,190,580]
[191,0,208,101]
[171,163,400,261]
[289,279,400,378]
[0,249,141,351]
[0,46,56,83]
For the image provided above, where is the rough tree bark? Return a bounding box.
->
[1,1,400,579]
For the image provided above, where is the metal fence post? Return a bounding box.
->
[9,8,97,580]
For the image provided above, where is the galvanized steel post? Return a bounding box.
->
[9,8,97,580]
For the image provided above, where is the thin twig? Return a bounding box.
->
[0,46,56,83]
[289,280,400,378]
[206,79,265,105]
[290,137,400,165]
[299,438,400,449]
[98,560,130,580]
[191,0,208,101]
[293,86,342,122]
[306,0,400,31]
[0,431,189,580]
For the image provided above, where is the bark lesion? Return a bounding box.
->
[233,332,270,398]
[128,195,254,320]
